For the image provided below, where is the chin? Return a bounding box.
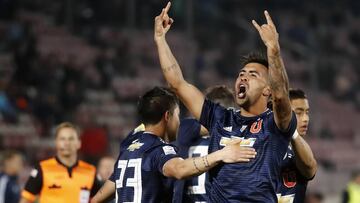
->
[236,98,249,107]
[299,131,307,137]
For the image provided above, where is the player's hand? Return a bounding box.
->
[221,139,257,163]
[154,2,174,42]
[252,10,279,50]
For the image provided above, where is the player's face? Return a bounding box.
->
[291,98,310,137]
[6,154,24,176]
[166,105,180,142]
[235,63,269,107]
[56,127,81,157]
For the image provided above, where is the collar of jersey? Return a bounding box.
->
[55,156,79,168]
[237,108,271,121]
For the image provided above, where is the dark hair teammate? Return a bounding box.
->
[277,89,317,203]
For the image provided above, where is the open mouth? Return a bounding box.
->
[300,125,308,131]
[238,84,247,99]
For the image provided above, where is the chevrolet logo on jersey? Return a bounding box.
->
[127,140,144,151]
[219,136,256,147]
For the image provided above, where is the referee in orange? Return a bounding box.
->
[20,122,101,203]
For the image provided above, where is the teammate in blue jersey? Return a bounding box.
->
[173,85,235,203]
[155,2,296,202]
[91,87,257,203]
[277,89,317,203]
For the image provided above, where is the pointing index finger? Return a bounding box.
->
[164,2,171,15]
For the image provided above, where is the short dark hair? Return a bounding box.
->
[137,87,179,125]
[204,85,235,108]
[240,52,268,69]
[289,88,307,101]
[55,122,80,138]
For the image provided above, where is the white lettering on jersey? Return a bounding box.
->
[220,136,256,147]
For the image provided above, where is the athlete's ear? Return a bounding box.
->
[164,111,170,122]
[263,86,271,97]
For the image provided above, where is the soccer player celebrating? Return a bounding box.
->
[173,85,235,203]
[91,87,256,203]
[277,89,317,203]
[155,2,296,202]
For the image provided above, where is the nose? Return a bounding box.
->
[240,75,248,82]
[302,114,309,124]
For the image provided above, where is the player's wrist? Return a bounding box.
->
[266,43,280,55]
[210,150,223,163]
[155,36,167,45]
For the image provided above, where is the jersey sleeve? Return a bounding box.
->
[199,99,226,132]
[176,118,201,147]
[21,164,43,201]
[151,144,180,174]
[269,111,297,139]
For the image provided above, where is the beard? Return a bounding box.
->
[236,96,250,108]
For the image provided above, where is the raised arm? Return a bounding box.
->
[292,132,317,179]
[252,11,292,131]
[163,140,257,179]
[154,2,205,120]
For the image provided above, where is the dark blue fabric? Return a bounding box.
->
[173,118,210,203]
[110,131,179,203]
[0,173,21,203]
[277,145,309,203]
[199,99,297,203]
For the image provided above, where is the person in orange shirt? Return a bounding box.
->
[20,122,101,203]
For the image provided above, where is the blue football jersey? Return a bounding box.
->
[277,145,309,203]
[109,131,179,203]
[0,173,21,203]
[173,118,210,203]
[200,99,297,203]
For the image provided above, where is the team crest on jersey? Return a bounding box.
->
[282,169,297,188]
[219,136,256,147]
[127,139,144,151]
[250,119,263,134]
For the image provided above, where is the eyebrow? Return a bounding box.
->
[240,69,259,74]
[249,70,259,75]
[294,107,310,111]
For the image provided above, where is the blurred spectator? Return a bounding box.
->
[0,90,18,123]
[0,150,24,203]
[305,192,324,203]
[342,170,360,203]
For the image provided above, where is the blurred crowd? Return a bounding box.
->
[0,0,360,202]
